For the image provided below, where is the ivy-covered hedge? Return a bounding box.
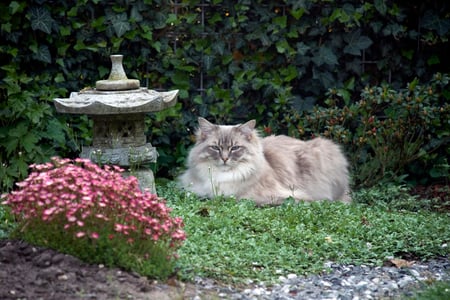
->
[1,0,449,190]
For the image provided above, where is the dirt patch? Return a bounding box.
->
[0,239,221,300]
[410,183,450,212]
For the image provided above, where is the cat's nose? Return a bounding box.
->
[221,156,229,163]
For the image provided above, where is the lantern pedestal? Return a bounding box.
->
[54,55,178,192]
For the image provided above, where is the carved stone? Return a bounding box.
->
[53,54,178,192]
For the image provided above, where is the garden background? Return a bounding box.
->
[1,0,449,191]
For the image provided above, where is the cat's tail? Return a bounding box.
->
[340,190,352,203]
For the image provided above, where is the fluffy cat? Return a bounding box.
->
[178,117,351,205]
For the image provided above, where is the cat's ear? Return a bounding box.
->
[197,117,216,141]
[237,120,256,140]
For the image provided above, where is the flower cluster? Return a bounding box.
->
[2,157,186,249]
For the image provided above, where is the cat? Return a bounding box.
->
[178,117,351,206]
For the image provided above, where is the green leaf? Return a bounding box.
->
[312,47,338,66]
[203,55,214,71]
[4,137,19,156]
[427,55,440,66]
[344,77,355,90]
[296,42,311,56]
[111,13,130,37]
[422,10,450,36]
[59,25,71,36]
[152,41,161,52]
[91,16,106,30]
[290,8,305,20]
[212,40,226,56]
[276,39,290,54]
[171,71,190,89]
[401,49,414,60]
[130,5,143,22]
[374,0,387,16]
[67,6,78,17]
[154,12,167,29]
[1,22,11,33]
[280,65,298,82]
[9,1,22,15]
[44,119,66,145]
[343,30,373,56]
[193,95,203,105]
[30,6,53,34]
[273,16,287,29]
[22,132,39,153]
[33,45,51,63]
[54,73,65,83]
[9,122,28,138]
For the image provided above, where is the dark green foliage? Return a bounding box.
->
[290,73,450,187]
[1,0,449,189]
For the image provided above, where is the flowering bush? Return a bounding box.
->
[1,157,186,279]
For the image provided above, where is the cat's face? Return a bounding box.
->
[194,118,258,169]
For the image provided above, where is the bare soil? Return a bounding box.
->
[0,239,221,300]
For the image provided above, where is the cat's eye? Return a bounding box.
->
[209,145,220,151]
[230,145,241,151]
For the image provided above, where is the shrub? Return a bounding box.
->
[288,73,450,187]
[1,157,186,279]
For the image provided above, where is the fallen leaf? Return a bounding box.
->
[384,258,415,268]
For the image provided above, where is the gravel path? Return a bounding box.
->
[193,257,449,299]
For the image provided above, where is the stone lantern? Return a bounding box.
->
[54,54,178,192]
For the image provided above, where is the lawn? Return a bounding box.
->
[158,183,450,284]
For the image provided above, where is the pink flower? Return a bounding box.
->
[114,223,124,232]
[43,207,57,216]
[3,157,186,262]
[76,231,86,238]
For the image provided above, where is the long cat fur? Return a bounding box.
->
[178,117,351,205]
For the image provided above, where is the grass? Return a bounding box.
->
[0,204,15,239]
[158,182,449,284]
[408,280,450,299]
[1,182,449,286]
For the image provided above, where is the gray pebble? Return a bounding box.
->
[197,257,449,299]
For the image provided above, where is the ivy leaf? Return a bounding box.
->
[203,55,214,71]
[130,5,143,22]
[343,30,373,56]
[296,42,311,56]
[30,6,53,34]
[273,15,287,29]
[110,13,130,37]
[290,8,305,20]
[33,45,51,63]
[212,40,226,56]
[312,67,335,88]
[312,47,338,66]
[374,0,387,16]
[9,1,23,15]
[422,10,450,36]
[154,12,167,29]
[276,39,290,54]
